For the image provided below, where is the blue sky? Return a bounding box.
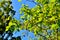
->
[12,30,36,40]
[11,0,36,40]
[12,0,36,20]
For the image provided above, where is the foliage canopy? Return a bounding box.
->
[0,0,60,40]
[20,0,60,40]
[0,0,21,40]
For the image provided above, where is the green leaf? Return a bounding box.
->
[18,0,21,2]
[50,0,56,2]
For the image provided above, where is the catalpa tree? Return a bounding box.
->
[20,0,60,40]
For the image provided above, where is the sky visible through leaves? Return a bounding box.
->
[11,0,36,40]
